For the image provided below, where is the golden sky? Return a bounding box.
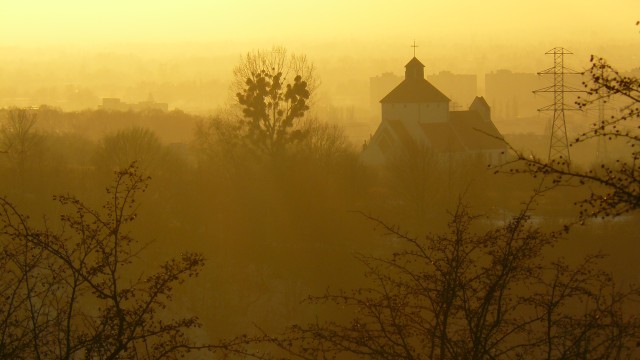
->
[2,0,638,46]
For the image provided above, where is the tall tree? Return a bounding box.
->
[235,47,315,156]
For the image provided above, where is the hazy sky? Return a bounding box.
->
[0,0,638,112]
[2,1,638,46]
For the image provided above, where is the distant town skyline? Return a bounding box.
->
[1,1,638,120]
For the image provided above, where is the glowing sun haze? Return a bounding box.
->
[1,0,638,113]
[2,0,638,46]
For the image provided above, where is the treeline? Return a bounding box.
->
[0,105,632,341]
[1,49,639,357]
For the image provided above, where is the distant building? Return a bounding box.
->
[101,98,124,111]
[369,72,402,110]
[428,71,477,109]
[362,57,505,165]
[485,70,546,121]
[100,95,168,112]
[370,70,477,112]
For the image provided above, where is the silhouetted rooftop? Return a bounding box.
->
[449,111,505,151]
[420,122,466,152]
[470,96,489,108]
[380,111,505,154]
[380,78,450,103]
[405,57,425,69]
[388,120,419,153]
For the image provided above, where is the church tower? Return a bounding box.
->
[361,55,506,166]
[380,57,450,125]
[470,96,491,121]
[405,57,425,80]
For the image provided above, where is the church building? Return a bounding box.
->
[361,56,506,165]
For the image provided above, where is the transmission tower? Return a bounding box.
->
[593,62,616,162]
[533,47,583,168]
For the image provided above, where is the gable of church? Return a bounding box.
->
[380,79,450,103]
[362,56,506,166]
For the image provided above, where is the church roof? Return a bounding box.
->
[470,96,489,108]
[380,78,450,103]
[380,56,450,103]
[388,120,419,153]
[449,111,505,151]
[420,122,466,152]
[377,111,505,154]
[361,57,505,164]
[405,57,425,69]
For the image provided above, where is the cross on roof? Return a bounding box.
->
[410,40,418,57]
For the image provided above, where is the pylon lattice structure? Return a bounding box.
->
[534,47,583,168]
[593,63,615,162]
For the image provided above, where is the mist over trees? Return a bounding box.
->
[0,42,639,360]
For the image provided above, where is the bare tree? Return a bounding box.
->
[0,163,210,359]
[294,117,353,162]
[221,200,640,359]
[233,46,317,101]
[192,114,250,180]
[504,55,640,219]
[93,127,166,174]
[0,108,42,174]
[234,47,317,156]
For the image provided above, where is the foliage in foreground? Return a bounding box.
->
[506,56,640,219]
[224,200,640,359]
[0,164,209,359]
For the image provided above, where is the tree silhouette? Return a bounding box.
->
[0,163,209,359]
[235,47,314,156]
[0,108,43,175]
[222,199,640,359]
[505,55,640,219]
[93,127,166,174]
